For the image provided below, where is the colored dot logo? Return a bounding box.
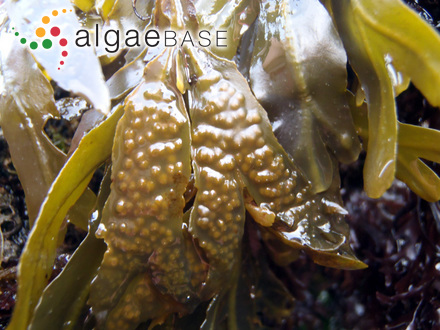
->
[12,8,72,70]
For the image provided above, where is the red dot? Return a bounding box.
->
[59,38,67,46]
[62,51,68,57]
[58,68,60,70]
[50,26,60,37]
[60,61,64,65]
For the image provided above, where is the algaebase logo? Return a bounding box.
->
[10,8,228,72]
[12,9,72,70]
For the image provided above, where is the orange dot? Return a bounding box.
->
[42,16,50,24]
[62,9,66,13]
[35,27,45,37]
[52,10,58,16]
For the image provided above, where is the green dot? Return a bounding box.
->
[12,27,14,29]
[42,39,52,49]
[30,42,38,50]
[15,32,19,36]
[20,38,26,44]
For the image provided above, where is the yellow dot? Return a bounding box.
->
[36,27,45,37]
[62,9,66,13]
[42,16,50,24]
[52,10,58,16]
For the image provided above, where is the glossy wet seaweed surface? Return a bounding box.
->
[0,82,439,330]
[1,0,440,328]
